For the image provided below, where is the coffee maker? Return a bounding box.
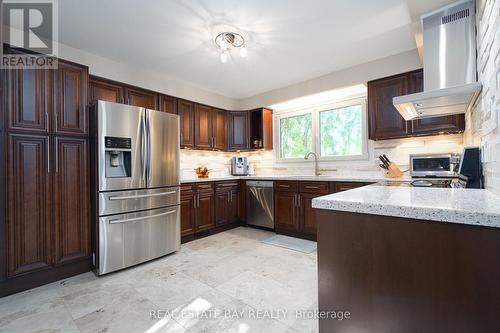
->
[231,157,248,175]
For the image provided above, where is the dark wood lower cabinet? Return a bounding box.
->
[180,194,196,237]
[274,191,299,232]
[274,181,373,240]
[6,134,51,277]
[317,210,500,332]
[181,182,242,243]
[53,137,90,265]
[2,133,90,297]
[196,192,215,231]
[215,186,239,227]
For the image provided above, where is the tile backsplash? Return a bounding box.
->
[466,0,500,196]
[180,134,464,180]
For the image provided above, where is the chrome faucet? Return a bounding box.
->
[304,151,320,176]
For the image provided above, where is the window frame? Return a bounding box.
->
[274,96,368,163]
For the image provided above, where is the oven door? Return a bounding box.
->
[410,154,455,177]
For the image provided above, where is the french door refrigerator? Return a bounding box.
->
[92,100,180,275]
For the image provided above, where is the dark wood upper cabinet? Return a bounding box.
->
[250,108,273,150]
[228,111,249,150]
[54,61,89,136]
[159,94,178,114]
[125,87,158,109]
[6,134,51,277]
[408,70,465,136]
[368,73,409,140]
[368,69,464,140]
[89,78,124,104]
[212,108,227,150]
[178,100,195,148]
[4,68,52,133]
[53,137,89,265]
[194,103,213,149]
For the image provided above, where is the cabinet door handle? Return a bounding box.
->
[55,137,59,173]
[230,191,233,202]
[305,186,319,189]
[214,137,216,147]
[297,194,300,207]
[279,184,290,188]
[47,137,50,173]
[197,194,200,208]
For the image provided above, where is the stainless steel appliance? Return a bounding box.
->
[93,101,180,275]
[410,153,460,178]
[246,181,274,229]
[231,156,248,175]
[393,0,481,120]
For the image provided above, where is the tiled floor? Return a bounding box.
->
[0,227,318,333]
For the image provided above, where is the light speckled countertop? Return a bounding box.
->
[180,175,406,183]
[312,184,500,228]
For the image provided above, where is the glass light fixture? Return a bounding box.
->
[220,51,228,63]
[214,32,246,63]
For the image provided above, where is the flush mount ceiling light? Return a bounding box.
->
[214,32,247,63]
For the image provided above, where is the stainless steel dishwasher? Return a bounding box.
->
[246,181,274,229]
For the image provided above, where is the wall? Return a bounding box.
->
[466,0,500,196]
[57,42,240,110]
[237,49,422,110]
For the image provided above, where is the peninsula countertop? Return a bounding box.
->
[312,184,500,228]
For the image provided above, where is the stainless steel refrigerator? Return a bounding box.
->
[92,100,180,275]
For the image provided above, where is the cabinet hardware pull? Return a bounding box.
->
[279,184,290,188]
[220,183,238,187]
[214,137,216,147]
[109,191,176,200]
[305,186,319,189]
[199,185,211,189]
[47,137,50,173]
[55,137,59,173]
[109,210,176,224]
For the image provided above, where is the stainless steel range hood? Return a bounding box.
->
[394,0,481,120]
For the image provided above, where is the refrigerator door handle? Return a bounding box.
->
[108,190,177,200]
[140,110,148,185]
[146,110,152,187]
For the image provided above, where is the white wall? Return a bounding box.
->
[237,49,422,110]
[466,0,500,196]
[57,43,240,110]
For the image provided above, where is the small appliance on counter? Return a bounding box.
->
[231,156,248,175]
[409,153,461,178]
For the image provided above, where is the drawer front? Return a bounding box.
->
[181,184,194,197]
[274,181,299,192]
[195,182,214,191]
[299,181,329,194]
[98,206,180,275]
[215,181,240,191]
[99,187,180,216]
[334,182,371,193]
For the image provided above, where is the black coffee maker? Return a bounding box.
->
[457,147,483,188]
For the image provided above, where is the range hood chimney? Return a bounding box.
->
[393,0,481,120]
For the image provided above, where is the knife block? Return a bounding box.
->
[385,163,404,178]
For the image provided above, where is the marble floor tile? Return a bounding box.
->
[0,227,318,333]
[0,296,80,333]
[133,271,212,311]
[74,289,186,333]
[215,271,317,327]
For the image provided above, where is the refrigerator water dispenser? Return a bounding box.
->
[105,136,132,178]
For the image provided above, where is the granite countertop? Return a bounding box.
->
[180,175,407,183]
[312,184,500,228]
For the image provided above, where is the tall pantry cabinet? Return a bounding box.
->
[1,56,90,297]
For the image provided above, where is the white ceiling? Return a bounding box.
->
[58,0,455,99]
